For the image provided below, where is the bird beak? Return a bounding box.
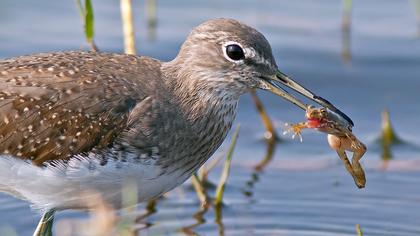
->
[261,70,354,126]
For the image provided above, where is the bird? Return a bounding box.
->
[0,18,351,235]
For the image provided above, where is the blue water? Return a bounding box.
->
[1,0,420,235]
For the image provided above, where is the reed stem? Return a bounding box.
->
[215,125,240,206]
[120,0,136,55]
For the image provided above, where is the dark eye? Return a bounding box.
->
[225,44,245,61]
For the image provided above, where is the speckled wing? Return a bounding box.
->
[0,51,159,165]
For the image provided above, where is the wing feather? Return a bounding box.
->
[0,51,160,165]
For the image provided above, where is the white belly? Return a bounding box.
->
[0,154,187,211]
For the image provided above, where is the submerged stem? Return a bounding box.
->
[250,91,279,142]
[215,125,240,206]
[191,174,210,208]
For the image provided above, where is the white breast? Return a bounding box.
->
[0,153,186,211]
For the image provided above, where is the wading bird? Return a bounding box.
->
[0,18,352,235]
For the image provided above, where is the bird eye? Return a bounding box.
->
[225,44,245,61]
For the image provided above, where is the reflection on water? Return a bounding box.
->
[146,0,158,42]
[341,0,352,62]
[214,205,225,236]
[379,110,402,170]
[380,143,393,170]
[1,0,420,235]
[133,199,157,232]
[179,206,208,235]
[412,0,420,35]
[243,138,277,200]
[253,137,277,172]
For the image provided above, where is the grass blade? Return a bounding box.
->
[85,0,94,42]
[215,125,240,206]
[356,224,363,236]
[191,174,210,208]
[75,0,98,51]
[381,109,401,145]
[75,0,85,21]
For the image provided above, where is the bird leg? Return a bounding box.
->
[33,209,55,236]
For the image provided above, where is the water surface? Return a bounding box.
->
[1,0,420,235]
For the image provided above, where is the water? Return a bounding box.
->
[1,0,420,235]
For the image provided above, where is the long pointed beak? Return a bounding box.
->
[262,70,354,126]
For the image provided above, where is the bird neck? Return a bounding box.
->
[163,58,243,96]
[155,61,239,179]
[161,60,239,132]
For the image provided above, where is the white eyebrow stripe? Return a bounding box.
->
[248,49,272,67]
[243,47,256,58]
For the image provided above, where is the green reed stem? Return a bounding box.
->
[215,125,240,206]
[75,0,98,51]
[356,224,363,236]
[191,174,210,208]
[381,109,401,146]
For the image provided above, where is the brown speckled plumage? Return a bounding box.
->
[0,18,279,177]
[0,50,236,174]
[0,19,342,213]
[0,52,155,165]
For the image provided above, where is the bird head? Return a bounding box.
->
[167,18,353,125]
